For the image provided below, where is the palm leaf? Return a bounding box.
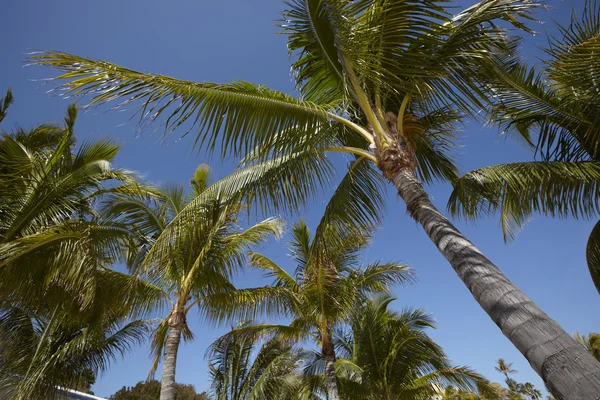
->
[31,52,336,158]
[282,0,347,104]
[449,161,600,241]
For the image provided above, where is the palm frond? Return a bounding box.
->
[282,0,347,104]
[31,52,336,158]
[311,159,385,252]
[0,88,14,123]
[449,161,600,241]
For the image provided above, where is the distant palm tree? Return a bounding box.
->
[520,382,543,400]
[333,295,496,400]
[102,165,283,400]
[31,2,600,395]
[207,325,307,400]
[574,332,600,362]
[495,359,517,381]
[208,162,394,400]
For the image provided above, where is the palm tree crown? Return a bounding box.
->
[102,164,283,400]
[207,324,306,400]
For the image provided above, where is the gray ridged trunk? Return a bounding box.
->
[160,310,185,400]
[322,335,340,400]
[392,168,600,399]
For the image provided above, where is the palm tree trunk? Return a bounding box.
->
[160,310,185,400]
[391,168,600,399]
[322,336,340,400]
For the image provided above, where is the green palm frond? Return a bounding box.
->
[248,252,300,293]
[574,331,600,361]
[0,88,14,123]
[202,286,295,324]
[289,221,311,272]
[0,305,153,400]
[483,58,591,158]
[148,317,170,378]
[6,124,66,152]
[31,52,338,158]
[547,0,600,109]
[311,159,385,252]
[217,218,285,272]
[346,262,413,297]
[185,149,335,223]
[282,0,347,104]
[333,295,493,399]
[352,0,448,84]
[449,161,600,241]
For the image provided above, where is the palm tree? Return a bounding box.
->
[30,1,600,396]
[102,165,283,400]
[332,295,496,400]
[217,216,411,400]
[520,383,543,400]
[0,93,157,399]
[207,325,307,400]
[495,359,517,381]
[574,332,600,362]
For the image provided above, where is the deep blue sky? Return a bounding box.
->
[1,0,596,397]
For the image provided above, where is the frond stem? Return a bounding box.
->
[324,147,377,163]
[342,57,388,147]
[327,112,374,146]
[397,94,411,137]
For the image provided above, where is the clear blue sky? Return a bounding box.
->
[1,0,596,397]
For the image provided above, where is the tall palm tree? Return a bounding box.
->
[574,332,600,362]
[207,325,307,400]
[447,1,600,294]
[102,165,283,400]
[30,1,600,396]
[332,295,496,400]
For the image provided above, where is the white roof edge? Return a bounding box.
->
[56,386,108,400]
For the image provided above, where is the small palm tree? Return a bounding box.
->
[333,295,495,400]
[495,359,517,381]
[207,325,306,400]
[30,1,600,395]
[574,332,600,362]
[103,165,283,400]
